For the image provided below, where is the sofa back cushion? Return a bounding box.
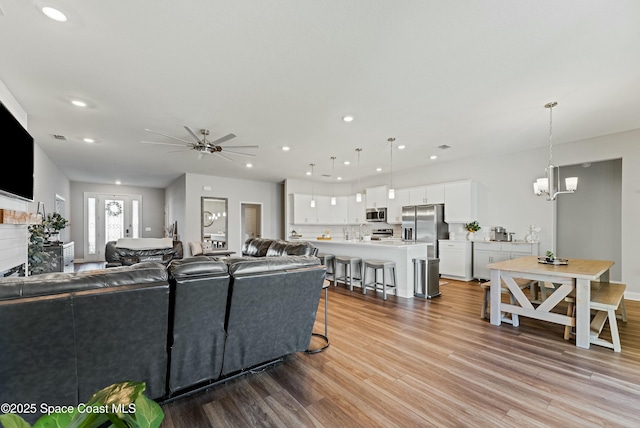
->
[241,237,273,257]
[0,262,168,300]
[167,257,231,393]
[266,240,315,257]
[222,264,325,376]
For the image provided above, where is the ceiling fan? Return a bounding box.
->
[142,126,259,161]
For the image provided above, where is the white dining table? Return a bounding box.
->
[487,256,614,349]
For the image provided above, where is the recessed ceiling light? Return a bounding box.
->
[343,161,350,165]
[246,163,253,168]
[83,138,95,143]
[306,171,312,176]
[282,146,290,151]
[337,177,342,180]
[398,145,406,150]
[342,115,354,122]
[430,155,437,160]
[42,6,67,22]
[376,167,382,172]
[71,99,87,107]
[115,181,121,185]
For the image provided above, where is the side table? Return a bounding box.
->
[306,279,330,353]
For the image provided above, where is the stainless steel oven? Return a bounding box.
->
[366,208,387,222]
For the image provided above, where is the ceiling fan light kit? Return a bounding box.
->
[142,126,259,162]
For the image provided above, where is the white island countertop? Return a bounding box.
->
[298,238,432,248]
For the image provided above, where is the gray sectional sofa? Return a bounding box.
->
[0,240,324,422]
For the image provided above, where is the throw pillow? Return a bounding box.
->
[190,241,203,256]
[202,241,214,253]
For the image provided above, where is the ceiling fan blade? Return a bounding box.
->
[222,145,260,149]
[184,126,203,143]
[145,129,194,145]
[214,152,234,162]
[210,133,237,145]
[141,140,188,147]
[223,150,256,157]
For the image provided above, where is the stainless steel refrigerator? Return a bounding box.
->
[401,204,448,258]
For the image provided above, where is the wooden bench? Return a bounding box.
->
[564,281,627,352]
[481,278,536,326]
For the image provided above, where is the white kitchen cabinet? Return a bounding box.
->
[292,193,317,224]
[409,186,427,205]
[438,240,473,281]
[473,241,539,280]
[408,184,445,205]
[426,184,445,204]
[387,188,410,224]
[331,195,349,224]
[347,194,366,224]
[365,185,388,209]
[444,180,485,224]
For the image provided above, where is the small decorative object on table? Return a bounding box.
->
[538,250,569,265]
[464,221,481,241]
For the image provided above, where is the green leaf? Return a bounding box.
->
[32,411,76,428]
[0,414,32,428]
[127,395,164,428]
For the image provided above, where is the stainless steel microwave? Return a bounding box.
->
[366,208,387,222]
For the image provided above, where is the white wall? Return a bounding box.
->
[175,173,282,256]
[34,143,71,240]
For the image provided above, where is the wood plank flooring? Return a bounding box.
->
[159,279,640,427]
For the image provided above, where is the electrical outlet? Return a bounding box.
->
[145,227,151,232]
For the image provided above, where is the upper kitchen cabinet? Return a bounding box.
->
[347,195,366,224]
[292,193,317,224]
[387,188,410,224]
[365,185,388,209]
[408,184,445,205]
[443,180,486,224]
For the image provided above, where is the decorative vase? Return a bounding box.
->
[466,231,475,241]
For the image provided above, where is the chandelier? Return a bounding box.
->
[533,101,578,201]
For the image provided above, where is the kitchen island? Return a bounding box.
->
[305,239,431,298]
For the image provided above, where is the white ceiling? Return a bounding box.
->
[1,1,639,188]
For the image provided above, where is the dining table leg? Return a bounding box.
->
[575,278,590,349]
[490,269,501,326]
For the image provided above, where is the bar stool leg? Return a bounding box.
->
[383,267,387,300]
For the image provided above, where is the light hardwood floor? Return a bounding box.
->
[159,278,640,427]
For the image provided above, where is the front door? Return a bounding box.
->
[83,192,142,261]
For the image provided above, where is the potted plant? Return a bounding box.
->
[0,381,164,428]
[43,212,70,245]
[463,221,481,240]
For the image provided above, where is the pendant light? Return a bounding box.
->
[532,102,579,201]
[355,148,363,202]
[309,163,316,208]
[387,137,396,199]
[330,156,337,205]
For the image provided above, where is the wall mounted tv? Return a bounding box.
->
[0,101,34,202]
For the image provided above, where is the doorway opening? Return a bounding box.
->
[241,203,262,244]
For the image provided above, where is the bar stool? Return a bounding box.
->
[306,279,330,353]
[316,253,336,284]
[362,259,397,300]
[334,256,363,291]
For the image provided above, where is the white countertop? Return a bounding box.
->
[440,239,538,244]
[302,238,432,248]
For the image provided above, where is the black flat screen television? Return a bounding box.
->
[0,101,34,202]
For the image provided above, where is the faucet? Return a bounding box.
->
[359,223,366,241]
